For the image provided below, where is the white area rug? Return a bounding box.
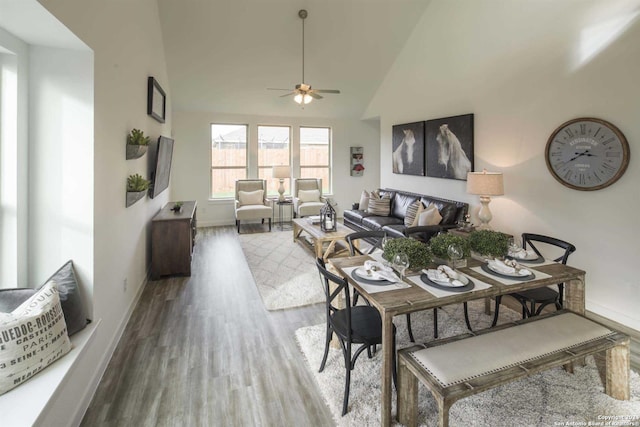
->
[296,301,640,426]
[239,230,324,310]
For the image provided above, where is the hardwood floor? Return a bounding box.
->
[81,226,334,426]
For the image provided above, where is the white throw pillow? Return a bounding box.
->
[359,190,370,211]
[238,189,264,206]
[0,281,72,396]
[298,189,321,203]
[418,206,443,226]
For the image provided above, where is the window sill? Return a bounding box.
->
[0,319,101,426]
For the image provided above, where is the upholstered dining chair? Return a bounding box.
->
[491,233,576,326]
[316,258,396,416]
[293,178,324,218]
[234,179,272,233]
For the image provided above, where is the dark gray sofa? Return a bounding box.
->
[343,189,469,242]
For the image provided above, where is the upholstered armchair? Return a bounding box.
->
[293,178,324,218]
[234,179,272,233]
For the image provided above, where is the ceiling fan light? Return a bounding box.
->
[294,93,303,104]
[303,94,313,104]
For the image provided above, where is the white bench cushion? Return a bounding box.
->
[409,312,614,387]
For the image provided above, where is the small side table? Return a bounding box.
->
[273,199,294,231]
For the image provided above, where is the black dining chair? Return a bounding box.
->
[491,233,576,326]
[346,231,419,342]
[316,258,396,416]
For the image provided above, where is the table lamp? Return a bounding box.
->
[466,169,504,230]
[272,165,291,202]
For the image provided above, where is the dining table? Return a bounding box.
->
[329,255,586,427]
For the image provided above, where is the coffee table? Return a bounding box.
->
[292,218,356,260]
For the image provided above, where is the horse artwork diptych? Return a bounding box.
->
[425,114,474,181]
[392,121,425,176]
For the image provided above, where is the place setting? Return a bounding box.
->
[472,257,551,285]
[505,237,555,266]
[408,264,492,298]
[342,259,411,294]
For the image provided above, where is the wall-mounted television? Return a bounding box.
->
[149,135,174,199]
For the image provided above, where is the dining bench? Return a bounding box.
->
[396,310,630,427]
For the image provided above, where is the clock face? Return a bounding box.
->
[545,118,630,191]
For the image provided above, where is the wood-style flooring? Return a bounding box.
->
[80,226,334,426]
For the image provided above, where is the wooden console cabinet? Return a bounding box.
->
[151,201,197,280]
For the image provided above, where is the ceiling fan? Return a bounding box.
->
[267,9,340,105]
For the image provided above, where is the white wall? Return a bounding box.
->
[28,45,94,306]
[365,0,640,329]
[0,28,28,288]
[171,111,380,226]
[28,0,172,424]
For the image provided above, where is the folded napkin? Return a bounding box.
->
[422,265,469,287]
[362,261,398,282]
[508,248,537,259]
[488,258,531,276]
[364,260,393,273]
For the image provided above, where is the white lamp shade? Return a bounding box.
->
[272,165,291,179]
[467,170,504,196]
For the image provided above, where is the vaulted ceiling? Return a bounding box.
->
[156,0,431,119]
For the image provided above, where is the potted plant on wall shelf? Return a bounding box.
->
[126,173,151,207]
[468,229,510,261]
[428,233,471,267]
[126,128,150,159]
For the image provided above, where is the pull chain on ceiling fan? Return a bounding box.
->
[267,9,341,105]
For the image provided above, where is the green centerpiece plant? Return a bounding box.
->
[428,233,471,260]
[468,229,510,259]
[382,237,432,270]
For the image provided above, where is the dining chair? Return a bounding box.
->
[345,230,427,342]
[491,233,576,326]
[316,258,396,416]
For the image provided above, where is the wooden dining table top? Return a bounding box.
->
[329,255,586,316]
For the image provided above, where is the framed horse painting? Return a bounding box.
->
[425,114,474,180]
[392,121,425,176]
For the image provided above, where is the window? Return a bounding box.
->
[300,127,331,194]
[211,124,247,198]
[258,125,290,197]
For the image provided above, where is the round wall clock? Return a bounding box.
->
[545,117,630,191]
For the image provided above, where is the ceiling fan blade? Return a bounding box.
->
[279,92,296,97]
[267,88,293,91]
[308,92,323,100]
[314,89,340,94]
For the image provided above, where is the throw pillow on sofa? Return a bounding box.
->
[418,205,443,226]
[0,281,72,396]
[298,189,321,203]
[404,200,424,227]
[367,192,391,216]
[238,189,264,206]
[359,190,370,211]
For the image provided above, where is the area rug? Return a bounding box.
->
[239,230,324,310]
[296,300,640,426]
